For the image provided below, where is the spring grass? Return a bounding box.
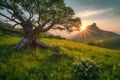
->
[0,36,120,80]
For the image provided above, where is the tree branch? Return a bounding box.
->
[35,0,41,26]
[27,7,34,20]
[29,12,33,20]
[41,15,54,27]
[1,3,25,22]
[0,32,12,36]
[52,26,65,30]
[41,22,55,32]
[0,26,24,36]
[37,12,41,26]
[12,23,20,29]
[0,12,20,24]
[33,15,54,33]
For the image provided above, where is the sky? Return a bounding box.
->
[0,0,120,34]
[65,0,120,33]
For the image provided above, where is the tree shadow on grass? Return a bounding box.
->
[0,44,33,59]
[0,44,74,80]
[35,51,74,80]
[0,44,16,58]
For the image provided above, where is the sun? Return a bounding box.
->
[81,25,87,31]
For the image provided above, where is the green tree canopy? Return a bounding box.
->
[0,0,81,50]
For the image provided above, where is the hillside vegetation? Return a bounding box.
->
[0,36,120,80]
[87,36,120,50]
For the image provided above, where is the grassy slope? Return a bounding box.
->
[98,37,120,49]
[87,36,120,50]
[0,36,120,80]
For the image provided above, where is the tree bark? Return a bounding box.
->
[13,33,51,50]
[13,37,51,50]
[11,19,54,50]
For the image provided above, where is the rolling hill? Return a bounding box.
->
[86,36,120,50]
[0,36,120,80]
[0,21,120,80]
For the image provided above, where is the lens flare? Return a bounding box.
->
[81,25,86,31]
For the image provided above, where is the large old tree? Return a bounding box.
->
[0,0,81,50]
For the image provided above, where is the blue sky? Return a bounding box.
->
[65,0,120,33]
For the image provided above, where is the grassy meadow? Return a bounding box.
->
[0,36,120,80]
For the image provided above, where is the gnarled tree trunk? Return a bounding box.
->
[13,31,51,50]
[13,37,51,50]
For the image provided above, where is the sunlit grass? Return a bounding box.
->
[0,36,120,80]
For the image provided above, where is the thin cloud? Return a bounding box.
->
[74,8,113,18]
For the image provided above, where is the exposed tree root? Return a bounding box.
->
[13,38,51,51]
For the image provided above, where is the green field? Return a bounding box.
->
[0,36,120,80]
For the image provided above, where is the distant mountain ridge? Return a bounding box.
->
[87,37,120,50]
[70,23,120,42]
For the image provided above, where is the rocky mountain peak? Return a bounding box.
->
[87,23,100,30]
[92,23,96,26]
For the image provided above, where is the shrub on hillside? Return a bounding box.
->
[51,46,65,59]
[72,57,100,80]
[45,34,66,39]
[87,42,96,46]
